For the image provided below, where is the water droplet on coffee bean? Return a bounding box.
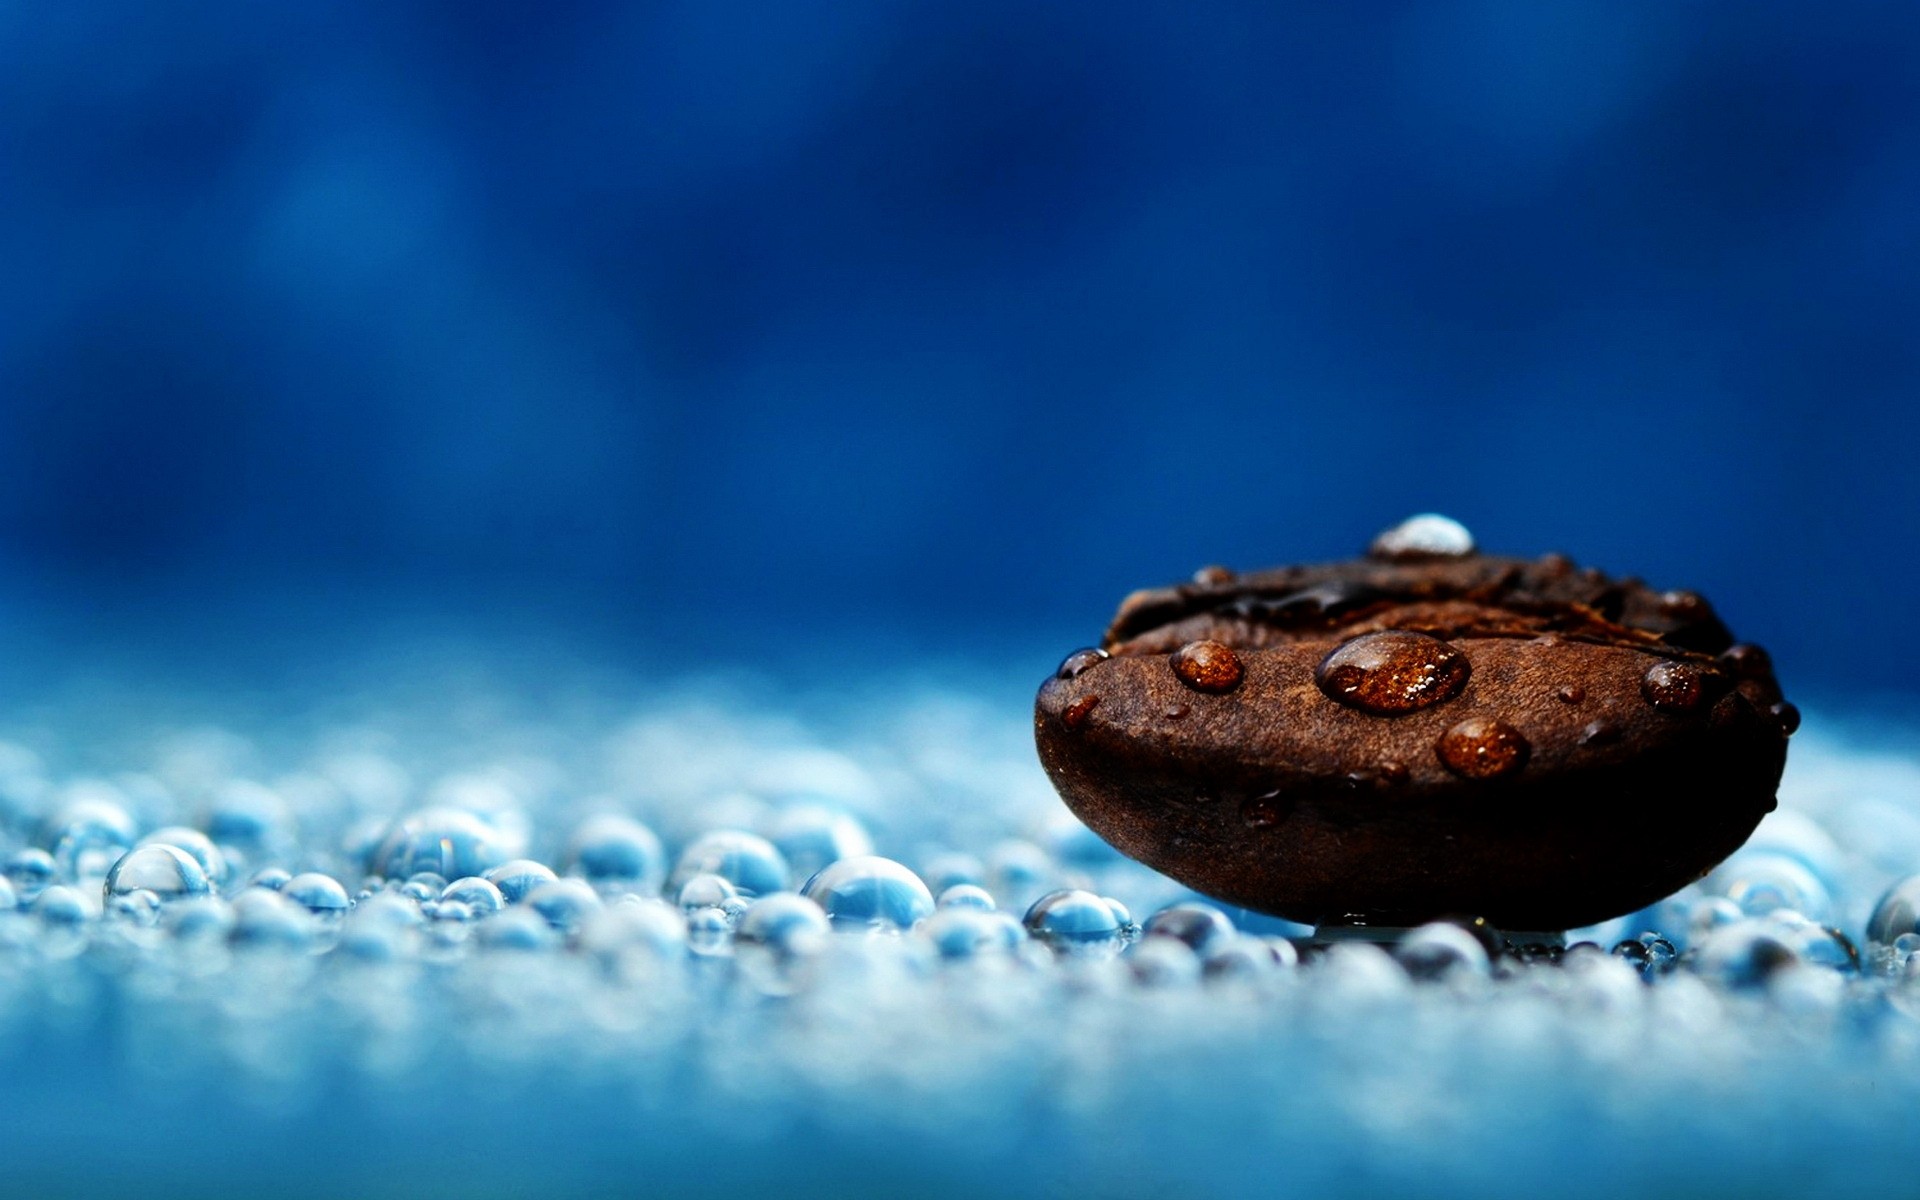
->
[1192,565,1235,586]
[1641,660,1724,714]
[1436,718,1530,780]
[1171,641,1243,693]
[1062,695,1100,729]
[1555,685,1585,705]
[1315,631,1470,715]
[1368,513,1475,560]
[1055,648,1108,680]
[1242,795,1285,829]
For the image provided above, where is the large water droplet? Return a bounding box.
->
[801,856,934,930]
[1141,903,1237,955]
[1316,631,1470,715]
[282,872,351,916]
[483,859,558,903]
[440,876,505,915]
[563,814,666,890]
[370,807,510,882]
[1368,513,1475,559]
[137,828,228,887]
[1023,888,1124,958]
[669,830,789,898]
[104,844,210,903]
[768,804,874,879]
[735,892,832,958]
[1435,718,1531,780]
[526,878,603,932]
[1640,660,1725,714]
[1170,641,1244,693]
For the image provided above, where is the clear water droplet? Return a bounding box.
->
[768,804,874,879]
[1316,631,1470,715]
[5,849,55,903]
[802,856,935,930]
[1436,717,1531,780]
[1641,659,1725,714]
[563,814,666,890]
[526,878,603,932]
[676,872,738,912]
[669,830,789,898]
[483,859,558,904]
[1394,922,1492,980]
[1368,513,1475,559]
[439,876,506,915]
[735,893,831,958]
[1170,641,1244,694]
[282,872,351,916]
[137,828,229,887]
[1061,694,1100,730]
[1054,647,1109,680]
[937,884,996,911]
[1142,903,1237,955]
[1023,888,1124,958]
[104,844,211,903]
[370,807,511,882]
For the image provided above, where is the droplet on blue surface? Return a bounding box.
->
[370,808,510,883]
[282,872,351,916]
[250,867,293,891]
[44,788,137,882]
[564,814,666,890]
[228,889,314,949]
[1691,919,1804,988]
[937,884,996,911]
[802,856,934,931]
[1867,873,1920,959]
[1201,936,1299,982]
[5,849,56,903]
[923,907,1019,961]
[685,906,734,956]
[1394,922,1492,980]
[1713,852,1834,922]
[0,877,15,912]
[1142,903,1237,955]
[1368,513,1476,559]
[202,780,294,861]
[476,907,559,952]
[676,873,738,912]
[526,878,603,932]
[108,889,161,925]
[987,840,1053,912]
[1128,938,1202,988]
[483,859,558,904]
[579,899,687,966]
[137,827,229,887]
[768,804,874,879]
[440,876,506,915]
[433,899,473,923]
[35,884,90,925]
[922,853,986,893]
[669,831,789,898]
[1023,889,1123,958]
[735,893,832,958]
[163,896,234,941]
[103,844,211,903]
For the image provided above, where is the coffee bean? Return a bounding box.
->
[1033,516,1792,933]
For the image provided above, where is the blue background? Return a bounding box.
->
[1,3,1914,702]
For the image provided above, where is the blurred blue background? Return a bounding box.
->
[0,3,1914,701]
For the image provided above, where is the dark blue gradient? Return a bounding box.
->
[0,3,1915,698]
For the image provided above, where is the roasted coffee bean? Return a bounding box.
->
[1033,516,1793,932]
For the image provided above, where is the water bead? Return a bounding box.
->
[684,906,734,956]
[1023,889,1124,958]
[1435,717,1531,781]
[250,867,293,891]
[282,872,351,917]
[1393,922,1492,980]
[768,804,875,880]
[1170,641,1244,694]
[109,889,162,925]
[924,907,1016,961]
[1368,513,1475,559]
[564,814,666,890]
[163,896,235,941]
[1315,632,1471,716]
[801,856,935,931]
[228,889,314,949]
[45,790,138,882]
[676,873,738,912]
[1713,852,1834,922]
[483,859,559,904]
[1691,919,1803,989]
[668,831,789,898]
[735,893,832,958]
[476,908,560,952]
[5,849,56,902]
[399,879,438,902]
[578,900,689,965]
[922,852,986,893]
[1128,937,1202,988]
[938,884,996,911]
[35,884,90,925]
[1201,936,1298,982]
[137,827,229,886]
[103,845,211,903]
[1054,648,1108,680]
[433,899,474,923]
[1141,903,1237,955]
[371,808,511,882]
[525,879,603,932]
[440,876,506,915]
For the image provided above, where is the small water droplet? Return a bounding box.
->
[564,814,666,890]
[1023,888,1123,958]
[104,845,210,903]
[1719,643,1773,678]
[1436,718,1531,780]
[1578,720,1621,747]
[282,872,350,916]
[1641,660,1725,714]
[1555,685,1585,705]
[1162,702,1190,721]
[669,831,790,898]
[1192,564,1236,586]
[1315,631,1470,715]
[1769,702,1801,736]
[1242,794,1285,828]
[1170,641,1244,693]
[482,859,558,904]
[1062,694,1101,729]
[1055,647,1108,680]
[1368,513,1475,559]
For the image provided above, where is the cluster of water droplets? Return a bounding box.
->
[1,668,1919,1195]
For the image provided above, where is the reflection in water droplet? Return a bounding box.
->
[1578,721,1621,748]
[669,831,789,898]
[937,884,996,911]
[1062,695,1100,730]
[138,828,228,887]
[676,873,738,912]
[1770,702,1801,736]
[5,850,55,903]
[769,804,874,879]
[484,859,558,904]
[1316,632,1470,715]
[802,856,934,930]
[1163,702,1190,721]
[104,845,211,903]
[1395,922,1491,980]
[1192,565,1236,586]
[1368,513,1475,559]
[564,814,666,890]
[736,893,831,957]
[1242,794,1285,829]
[1171,641,1244,694]
[371,808,510,882]
[1641,660,1724,714]
[1142,903,1236,954]
[1555,685,1585,705]
[440,876,504,915]
[1436,718,1531,780]
[1055,648,1108,680]
[526,879,603,931]
[1024,889,1123,958]
[282,872,350,916]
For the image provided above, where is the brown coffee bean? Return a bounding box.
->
[1033,516,1792,933]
